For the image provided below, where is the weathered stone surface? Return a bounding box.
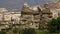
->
[1,2,59,29]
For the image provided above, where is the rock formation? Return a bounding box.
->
[20,3,53,29]
[1,2,60,30]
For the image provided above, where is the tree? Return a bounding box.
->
[47,17,60,34]
[13,28,19,34]
[0,29,6,34]
[22,28,37,34]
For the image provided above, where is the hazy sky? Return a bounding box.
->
[0,0,52,9]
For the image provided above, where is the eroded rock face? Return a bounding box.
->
[0,3,53,29]
[20,3,53,29]
[21,4,41,29]
[39,5,53,28]
[0,9,21,30]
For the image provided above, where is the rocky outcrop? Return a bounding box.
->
[0,2,57,29]
[20,3,53,29]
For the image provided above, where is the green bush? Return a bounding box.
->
[22,28,37,34]
[47,17,60,34]
[0,30,6,34]
[13,28,19,33]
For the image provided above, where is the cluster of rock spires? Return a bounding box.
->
[0,1,60,30]
[20,3,53,29]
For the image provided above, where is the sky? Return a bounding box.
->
[0,0,52,9]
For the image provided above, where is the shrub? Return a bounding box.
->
[13,28,19,33]
[0,29,6,34]
[47,17,60,34]
[22,28,37,34]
